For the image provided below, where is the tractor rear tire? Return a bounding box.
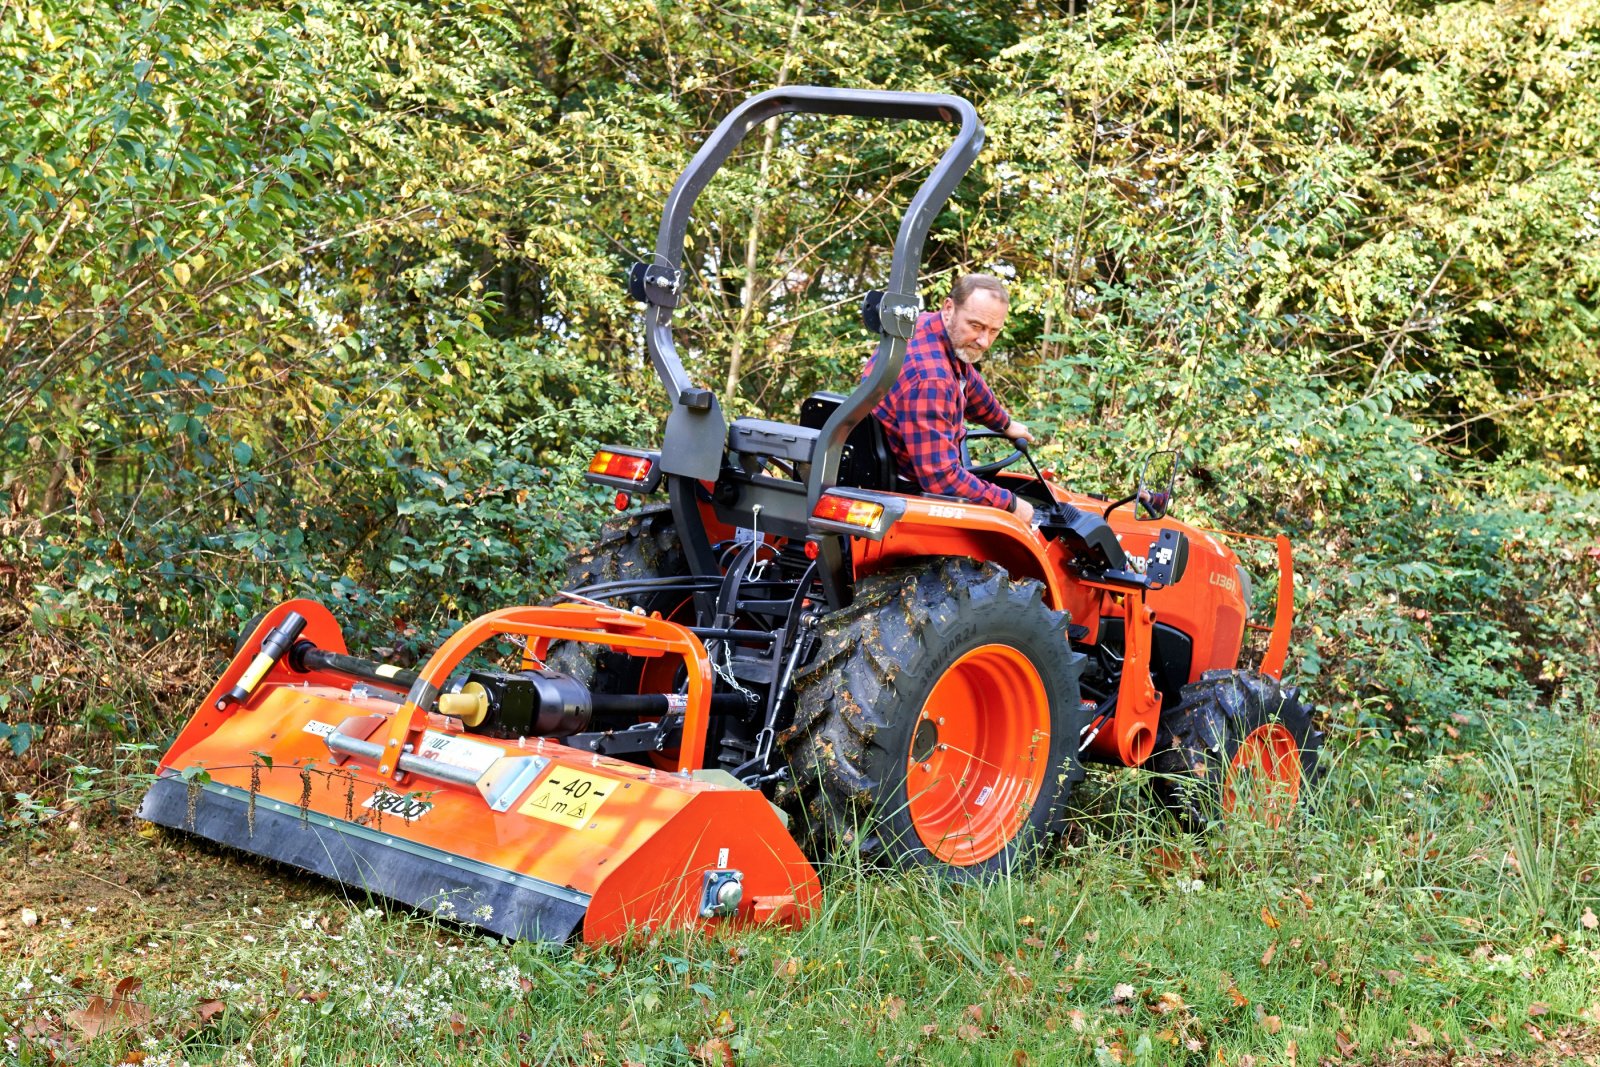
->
[782,559,1088,880]
[542,503,689,689]
[1147,670,1323,832]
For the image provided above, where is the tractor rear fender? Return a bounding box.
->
[851,497,1090,615]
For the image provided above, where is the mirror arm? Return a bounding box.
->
[1102,492,1138,521]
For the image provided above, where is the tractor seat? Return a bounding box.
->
[799,392,916,493]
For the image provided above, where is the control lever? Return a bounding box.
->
[1013,437,1055,527]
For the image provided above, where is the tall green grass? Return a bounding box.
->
[4,712,1598,1065]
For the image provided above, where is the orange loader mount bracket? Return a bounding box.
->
[139,600,820,944]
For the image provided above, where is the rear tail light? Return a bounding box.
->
[589,450,655,483]
[812,494,885,530]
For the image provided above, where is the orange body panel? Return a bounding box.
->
[842,479,1290,768]
[156,601,819,943]
[852,484,1260,684]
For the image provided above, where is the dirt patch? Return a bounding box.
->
[0,824,328,961]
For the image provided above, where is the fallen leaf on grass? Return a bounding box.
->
[22,1014,70,1046]
[1152,992,1186,1014]
[693,1037,734,1066]
[1260,907,1280,930]
[1111,983,1135,1003]
[1334,1030,1358,1056]
[1581,908,1598,931]
[956,1023,983,1042]
[774,956,800,979]
[66,976,150,1039]
[1409,1022,1433,1045]
[1260,942,1277,968]
[1254,1006,1282,1034]
[1528,1002,1550,1017]
[1226,985,1249,1007]
[1000,962,1033,994]
[161,997,228,1044]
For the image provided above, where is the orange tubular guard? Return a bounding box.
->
[375,604,716,776]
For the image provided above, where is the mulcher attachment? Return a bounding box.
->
[140,599,819,943]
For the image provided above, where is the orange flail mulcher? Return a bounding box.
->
[141,600,819,942]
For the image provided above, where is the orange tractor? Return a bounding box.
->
[141,88,1320,942]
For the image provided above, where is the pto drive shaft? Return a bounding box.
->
[244,631,755,734]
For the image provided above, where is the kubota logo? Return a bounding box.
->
[1210,572,1237,592]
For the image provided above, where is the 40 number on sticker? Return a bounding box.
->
[518,769,615,828]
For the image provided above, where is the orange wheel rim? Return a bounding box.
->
[1223,723,1302,827]
[905,644,1051,866]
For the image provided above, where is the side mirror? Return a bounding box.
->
[1136,449,1179,520]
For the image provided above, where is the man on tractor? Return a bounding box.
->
[868,273,1038,524]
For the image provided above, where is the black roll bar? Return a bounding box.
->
[643,86,985,504]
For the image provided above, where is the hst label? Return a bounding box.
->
[928,505,967,520]
[363,789,433,822]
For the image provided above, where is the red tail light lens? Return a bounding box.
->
[588,450,654,483]
[812,494,885,530]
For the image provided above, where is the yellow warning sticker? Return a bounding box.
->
[518,768,616,828]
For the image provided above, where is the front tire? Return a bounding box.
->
[1147,669,1323,832]
[782,559,1088,879]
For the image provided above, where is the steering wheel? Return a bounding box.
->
[963,428,1026,478]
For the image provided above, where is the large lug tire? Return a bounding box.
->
[1147,669,1323,832]
[782,559,1089,879]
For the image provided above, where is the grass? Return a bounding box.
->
[3,711,1600,1066]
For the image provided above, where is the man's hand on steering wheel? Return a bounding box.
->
[1004,419,1034,445]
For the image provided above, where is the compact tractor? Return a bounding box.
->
[141,88,1321,943]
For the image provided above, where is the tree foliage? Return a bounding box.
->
[1,0,1596,775]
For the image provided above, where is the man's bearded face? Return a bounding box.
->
[941,290,1008,364]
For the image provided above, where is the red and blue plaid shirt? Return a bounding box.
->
[867,311,1015,511]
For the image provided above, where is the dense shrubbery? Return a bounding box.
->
[1,0,1596,808]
